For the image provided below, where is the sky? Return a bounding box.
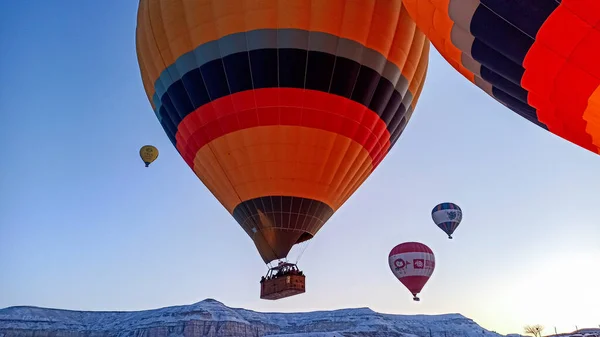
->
[1,1,599,335]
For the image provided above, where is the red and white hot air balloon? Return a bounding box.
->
[388,242,435,301]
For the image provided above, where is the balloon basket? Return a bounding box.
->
[260,262,305,300]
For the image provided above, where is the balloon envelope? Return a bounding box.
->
[136,0,430,264]
[401,0,600,156]
[139,145,158,167]
[388,242,435,301]
[431,202,462,239]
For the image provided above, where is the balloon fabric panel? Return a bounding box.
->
[136,0,430,263]
[402,0,600,155]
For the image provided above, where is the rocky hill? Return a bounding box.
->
[0,298,506,337]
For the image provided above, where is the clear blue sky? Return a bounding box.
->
[1,1,598,335]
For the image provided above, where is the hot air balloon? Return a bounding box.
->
[431,202,462,239]
[136,0,430,300]
[139,145,158,167]
[388,242,435,301]
[401,0,600,156]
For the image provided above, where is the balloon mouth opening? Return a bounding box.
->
[296,232,313,244]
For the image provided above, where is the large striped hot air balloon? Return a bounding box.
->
[401,0,600,156]
[136,0,430,298]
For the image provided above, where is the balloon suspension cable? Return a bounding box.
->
[295,239,312,264]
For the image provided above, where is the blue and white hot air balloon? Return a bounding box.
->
[431,203,462,239]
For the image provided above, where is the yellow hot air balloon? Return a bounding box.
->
[136,0,430,299]
[139,145,158,167]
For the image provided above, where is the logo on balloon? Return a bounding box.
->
[394,258,411,271]
[413,259,424,269]
[446,210,462,222]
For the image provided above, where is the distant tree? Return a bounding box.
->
[524,325,545,337]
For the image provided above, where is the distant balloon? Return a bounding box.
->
[431,202,462,239]
[388,242,435,301]
[139,145,158,167]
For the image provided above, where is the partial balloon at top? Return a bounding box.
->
[401,0,600,156]
[136,0,430,264]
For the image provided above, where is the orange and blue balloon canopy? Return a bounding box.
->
[402,0,600,155]
[136,0,430,263]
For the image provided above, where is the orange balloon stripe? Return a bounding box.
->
[401,0,475,83]
[175,88,392,170]
[136,0,428,100]
[410,41,429,110]
[190,125,374,213]
[583,86,600,153]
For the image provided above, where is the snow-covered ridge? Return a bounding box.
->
[547,329,600,337]
[0,298,505,337]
